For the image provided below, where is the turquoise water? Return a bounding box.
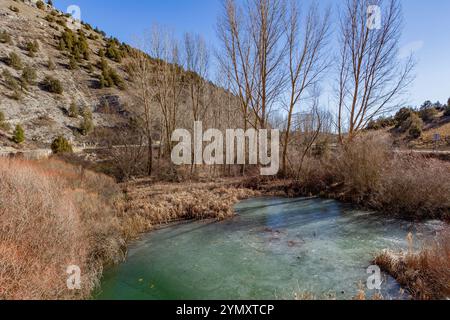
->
[96,197,440,300]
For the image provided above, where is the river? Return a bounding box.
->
[96,197,441,300]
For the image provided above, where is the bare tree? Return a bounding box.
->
[281,1,331,174]
[216,0,254,135]
[127,47,155,175]
[336,0,414,142]
[248,0,288,129]
[149,25,184,156]
[184,32,210,122]
[217,0,287,130]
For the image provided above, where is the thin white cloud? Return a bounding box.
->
[398,40,424,59]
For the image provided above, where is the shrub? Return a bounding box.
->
[105,40,123,62]
[2,69,19,91]
[68,101,79,118]
[7,52,22,70]
[109,68,125,90]
[0,30,12,44]
[0,111,10,131]
[26,40,40,57]
[333,133,390,202]
[445,102,450,117]
[56,18,67,28]
[293,134,450,219]
[98,58,125,90]
[405,114,423,139]
[68,56,78,70]
[366,116,396,131]
[36,1,45,10]
[59,29,90,61]
[375,155,450,219]
[394,108,415,128]
[47,58,56,70]
[51,136,73,154]
[419,107,438,122]
[12,124,25,144]
[44,14,55,23]
[42,76,63,94]
[20,66,37,88]
[80,108,94,136]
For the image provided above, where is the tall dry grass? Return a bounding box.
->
[374,230,450,300]
[0,158,125,300]
[292,133,450,220]
[117,179,261,238]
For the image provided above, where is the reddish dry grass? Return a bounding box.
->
[0,158,124,300]
[374,230,450,300]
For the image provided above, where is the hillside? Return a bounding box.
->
[0,0,232,151]
[368,108,450,151]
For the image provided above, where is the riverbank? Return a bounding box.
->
[1,155,448,300]
[0,158,270,299]
[116,178,265,240]
[374,231,450,300]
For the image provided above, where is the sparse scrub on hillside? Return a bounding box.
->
[0,30,12,44]
[51,136,73,154]
[20,65,37,89]
[0,111,10,131]
[394,108,415,127]
[26,40,40,57]
[80,107,94,136]
[98,58,125,90]
[59,29,90,61]
[2,69,19,91]
[56,18,67,28]
[12,124,25,144]
[105,38,124,62]
[366,116,396,130]
[419,107,438,122]
[44,14,55,23]
[36,1,45,10]
[68,101,79,117]
[405,114,424,139]
[6,52,23,70]
[0,158,124,299]
[47,58,56,70]
[42,75,63,94]
[68,55,78,70]
[375,230,450,300]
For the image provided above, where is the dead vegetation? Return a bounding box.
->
[374,230,450,300]
[116,178,262,239]
[287,133,450,220]
[0,158,262,299]
[0,157,125,300]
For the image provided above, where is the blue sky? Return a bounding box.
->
[54,0,450,107]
